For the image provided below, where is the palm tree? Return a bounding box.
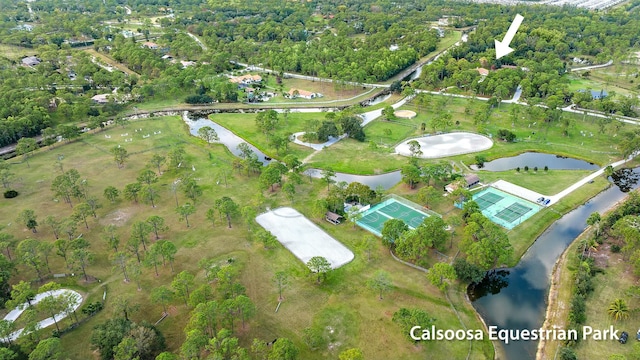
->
[608,298,630,322]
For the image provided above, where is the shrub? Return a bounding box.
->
[611,244,621,253]
[534,166,538,172]
[3,190,18,198]
[544,166,549,172]
[516,167,520,172]
[559,347,578,360]
[184,94,213,104]
[524,166,529,172]
[497,129,516,142]
[82,301,104,316]
[475,155,487,167]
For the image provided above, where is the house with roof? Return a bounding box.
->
[445,174,481,193]
[180,60,196,68]
[91,94,110,104]
[229,74,262,86]
[325,211,343,225]
[22,56,40,67]
[288,88,321,100]
[476,68,489,76]
[142,41,159,49]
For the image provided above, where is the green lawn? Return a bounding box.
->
[311,96,626,175]
[2,115,493,359]
[478,169,595,195]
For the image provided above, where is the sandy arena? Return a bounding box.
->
[255,207,354,269]
[395,132,493,158]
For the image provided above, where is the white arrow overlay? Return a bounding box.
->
[495,14,524,60]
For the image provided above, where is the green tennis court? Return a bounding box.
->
[475,192,504,210]
[469,187,542,229]
[357,196,436,237]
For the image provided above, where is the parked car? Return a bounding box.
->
[636,329,640,341]
[619,331,629,344]
[543,199,551,206]
[536,197,544,203]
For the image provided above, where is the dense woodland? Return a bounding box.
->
[1,0,640,359]
[0,0,639,147]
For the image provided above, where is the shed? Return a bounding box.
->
[465,174,480,187]
[325,211,343,225]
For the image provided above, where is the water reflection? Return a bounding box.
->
[473,152,599,172]
[611,168,640,192]
[471,167,640,360]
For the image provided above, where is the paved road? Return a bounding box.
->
[569,60,613,72]
[186,32,207,51]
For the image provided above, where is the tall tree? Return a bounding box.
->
[71,247,94,282]
[141,184,159,208]
[54,239,71,269]
[123,182,142,203]
[367,270,393,299]
[426,262,457,291]
[321,168,336,191]
[18,238,44,281]
[111,251,131,282]
[0,160,15,189]
[273,270,289,301]
[151,286,174,313]
[37,282,65,333]
[176,202,196,228]
[306,256,332,284]
[28,337,62,360]
[130,221,152,251]
[215,197,239,228]
[268,338,298,360]
[146,215,168,240]
[102,224,120,252]
[0,231,15,259]
[149,153,166,175]
[172,271,195,306]
[111,146,129,169]
[168,147,186,169]
[137,169,158,185]
[160,240,177,273]
[145,243,163,276]
[381,219,408,248]
[17,209,38,233]
[7,280,36,309]
[16,137,38,168]
[197,126,219,145]
[72,202,93,229]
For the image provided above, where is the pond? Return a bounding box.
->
[473,152,600,171]
[470,167,640,360]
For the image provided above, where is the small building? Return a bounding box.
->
[161,54,174,60]
[22,56,40,67]
[476,68,489,76]
[288,88,320,100]
[325,212,343,225]
[91,94,110,104]
[180,60,196,68]
[465,174,480,187]
[142,41,159,49]
[445,174,480,193]
[229,74,262,85]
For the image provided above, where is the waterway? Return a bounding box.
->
[470,167,640,360]
[184,114,402,190]
[472,152,599,172]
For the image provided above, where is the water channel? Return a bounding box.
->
[472,152,600,172]
[183,114,402,190]
[470,167,640,360]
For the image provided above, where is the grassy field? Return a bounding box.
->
[209,112,317,160]
[565,73,634,97]
[585,62,640,94]
[478,169,595,195]
[1,115,493,359]
[0,44,34,61]
[84,49,139,76]
[310,96,624,176]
